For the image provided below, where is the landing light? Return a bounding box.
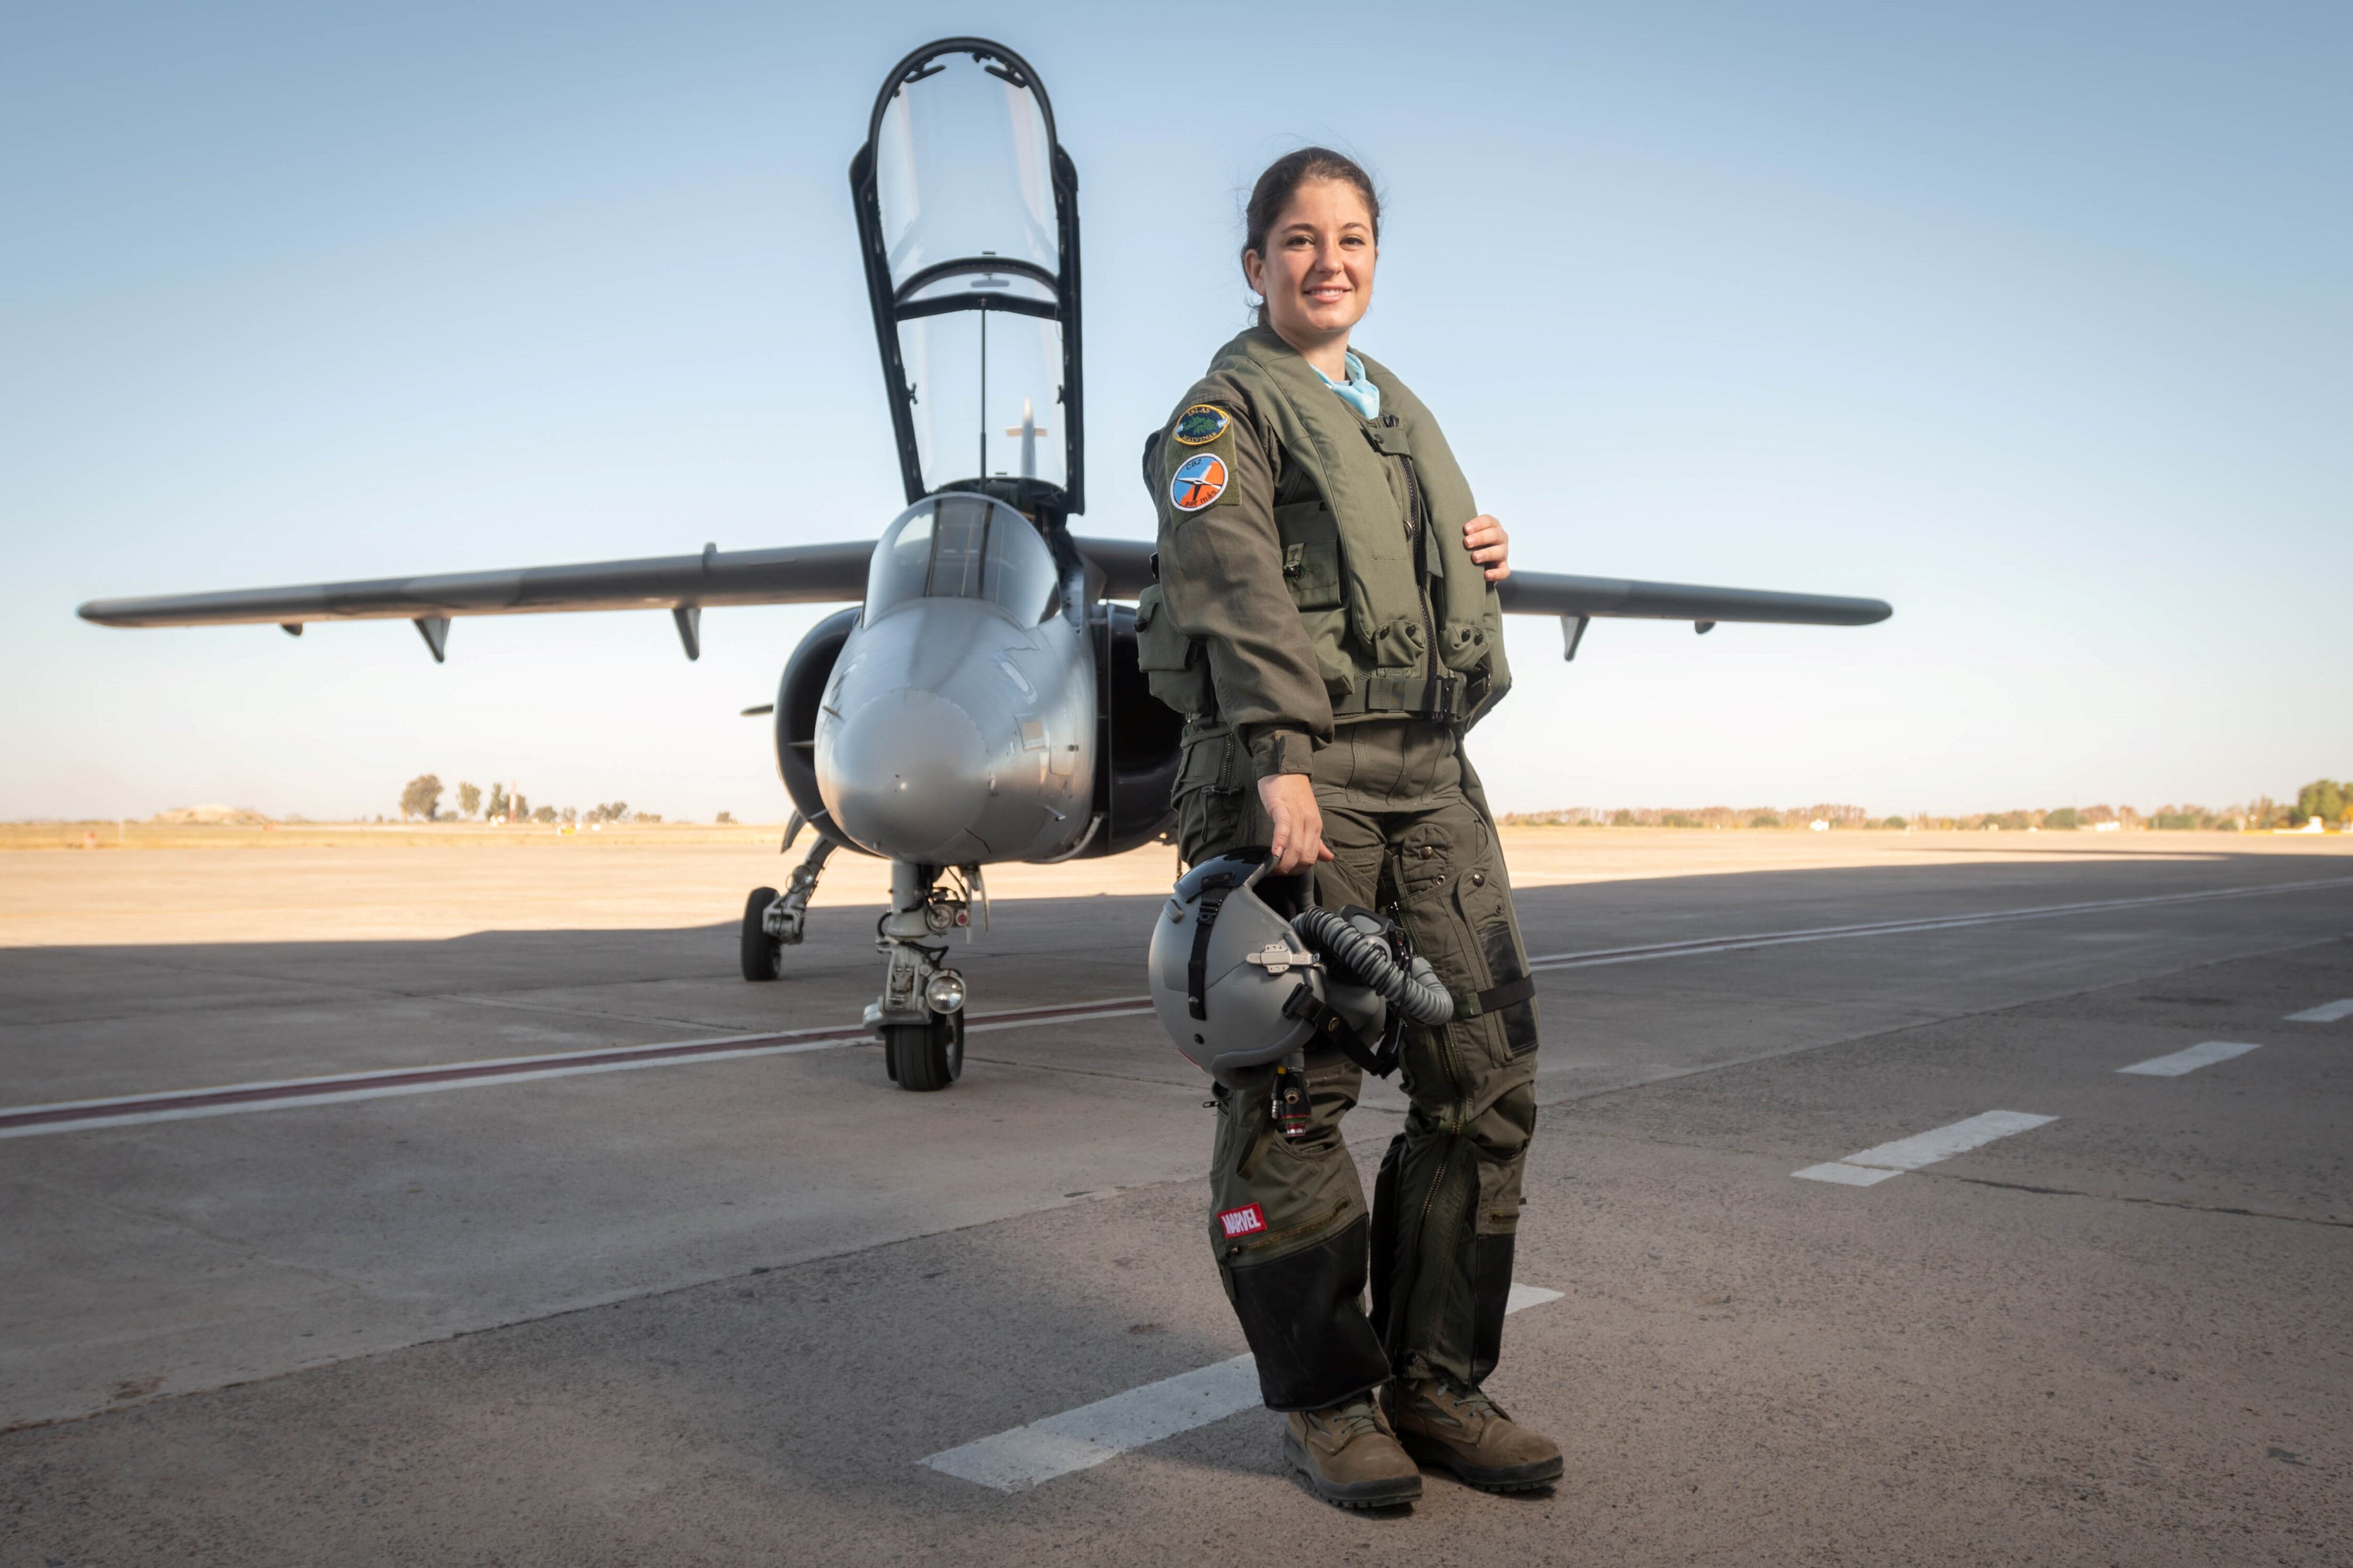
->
[927,970,968,1014]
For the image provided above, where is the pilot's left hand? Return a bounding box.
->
[1464,514,1510,582]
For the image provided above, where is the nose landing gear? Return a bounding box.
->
[865,860,982,1092]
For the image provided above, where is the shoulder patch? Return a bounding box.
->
[1171,404,1231,446]
[1169,452,1228,512]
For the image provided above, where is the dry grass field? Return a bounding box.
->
[2,821,2341,948]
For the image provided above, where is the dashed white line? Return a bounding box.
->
[921,1283,1566,1492]
[1794,1109,2057,1185]
[2287,998,2353,1023]
[2118,1040,2262,1077]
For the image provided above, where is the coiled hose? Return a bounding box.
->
[1292,907,1454,1026]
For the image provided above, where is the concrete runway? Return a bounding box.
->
[3,833,2349,1563]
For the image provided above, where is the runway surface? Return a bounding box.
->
[2,832,2348,1563]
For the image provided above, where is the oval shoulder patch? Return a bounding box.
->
[1169,452,1228,512]
[1171,404,1231,446]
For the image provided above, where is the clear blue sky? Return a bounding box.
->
[4,2,2346,821]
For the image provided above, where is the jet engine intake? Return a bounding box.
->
[774,606,869,852]
[1087,601,1182,856]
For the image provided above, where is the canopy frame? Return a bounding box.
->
[849,38,1086,519]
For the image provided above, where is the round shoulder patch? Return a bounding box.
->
[1171,404,1231,446]
[1169,452,1228,513]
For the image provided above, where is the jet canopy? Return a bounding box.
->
[851,39,1083,516]
[863,494,1064,628]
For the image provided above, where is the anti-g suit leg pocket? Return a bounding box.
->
[1452,869,1539,1059]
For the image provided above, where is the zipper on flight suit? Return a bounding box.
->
[1390,428,1446,719]
[1373,419,1471,1365]
[1384,906,1471,1367]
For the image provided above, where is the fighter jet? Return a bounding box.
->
[77,38,1891,1093]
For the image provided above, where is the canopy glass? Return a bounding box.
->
[854,41,1082,510]
[863,495,1063,628]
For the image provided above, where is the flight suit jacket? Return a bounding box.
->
[1138,327,1511,778]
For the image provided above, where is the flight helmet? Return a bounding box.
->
[1149,850,1326,1083]
[1149,850,1455,1083]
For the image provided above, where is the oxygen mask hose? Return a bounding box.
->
[1291,907,1454,1026]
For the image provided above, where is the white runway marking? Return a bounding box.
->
[2287,998,2353,1023]
[2118,1040,2261,1076]
[1794,1109,2057,1185]
[921,1284,1566,1492]
[1788,1160,1902,1187]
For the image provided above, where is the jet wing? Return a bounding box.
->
[76,541,879,629]
[76,540,887,662]
[76,533,1887,667]
[77,536,1170,630]
[1066,535,1891,633]
[1495,570,1890,627]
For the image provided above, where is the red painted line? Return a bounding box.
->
[0,994,1162,1136]
[0,1027,865,1132]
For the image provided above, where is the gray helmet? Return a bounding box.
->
[1149,852,1324,1083]
[1150,852,1455,1083]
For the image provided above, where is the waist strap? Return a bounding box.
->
[1330,672,1468,720]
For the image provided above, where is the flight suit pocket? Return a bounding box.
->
[1273,501,1345,611]
[1207,1063,1366,1266]
[1134,584,1213,718]
[1453,868,1539,1059]
[1439,621,1492,674]
[1172,728,1248,861]
[1474,1141,1525,1237]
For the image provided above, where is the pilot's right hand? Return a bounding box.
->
[1258,773,1334,875]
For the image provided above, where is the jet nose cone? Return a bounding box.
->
[817,688,991,861]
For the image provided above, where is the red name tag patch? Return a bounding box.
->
[1218,1204,1267,1239]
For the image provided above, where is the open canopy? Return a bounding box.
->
[850,39,1083,516]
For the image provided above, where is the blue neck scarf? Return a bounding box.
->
[1315,349,1381,421]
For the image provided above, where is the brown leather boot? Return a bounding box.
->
[1282,1393,1423,1509]
[1386,1376,1564,1492]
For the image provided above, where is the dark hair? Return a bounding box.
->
[1242,147,1381,327]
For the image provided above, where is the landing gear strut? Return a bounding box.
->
[866,860,980,1092]
[740,838,836,981]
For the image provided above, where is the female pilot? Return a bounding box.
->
[1138,147,1561,1508]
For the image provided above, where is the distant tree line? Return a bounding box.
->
[1501,781,2350,832]
[395,779,684,825]
[1506,781,2353,829]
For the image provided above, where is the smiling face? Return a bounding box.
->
[1243,178,1378,365]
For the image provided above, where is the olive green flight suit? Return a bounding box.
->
[1137,329,1540,1411]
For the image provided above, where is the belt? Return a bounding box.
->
[1329,672,1468,720]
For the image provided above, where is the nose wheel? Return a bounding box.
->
[884,1011,964,1091]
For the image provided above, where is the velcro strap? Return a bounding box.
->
[1456,974,1536,1021]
